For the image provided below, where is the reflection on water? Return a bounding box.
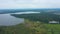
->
[0,14,24,26]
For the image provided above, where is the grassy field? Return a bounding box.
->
[46,24,60,34]
[0,19,60,34]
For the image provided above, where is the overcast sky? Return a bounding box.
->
[0,0,60,9]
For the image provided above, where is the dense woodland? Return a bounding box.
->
[11,12,60,23]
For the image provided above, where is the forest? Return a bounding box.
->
[11,12,60,23]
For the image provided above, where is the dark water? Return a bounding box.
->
[0,14,24,26]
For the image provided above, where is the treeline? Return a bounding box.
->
[11,12,60,23]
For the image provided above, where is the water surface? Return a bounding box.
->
[0,11,40,26]
[0,14,24,26]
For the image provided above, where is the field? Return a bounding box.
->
[0,19,60,34]
[46,24,60,34]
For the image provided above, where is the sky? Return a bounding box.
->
[0,0,60,9]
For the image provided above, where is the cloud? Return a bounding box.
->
[0,0,60,9]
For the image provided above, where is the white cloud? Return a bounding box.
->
[0,0,60,9]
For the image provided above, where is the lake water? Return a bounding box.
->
[0,14,24,26]
[8,11,40,14]
[0,11,40,26]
